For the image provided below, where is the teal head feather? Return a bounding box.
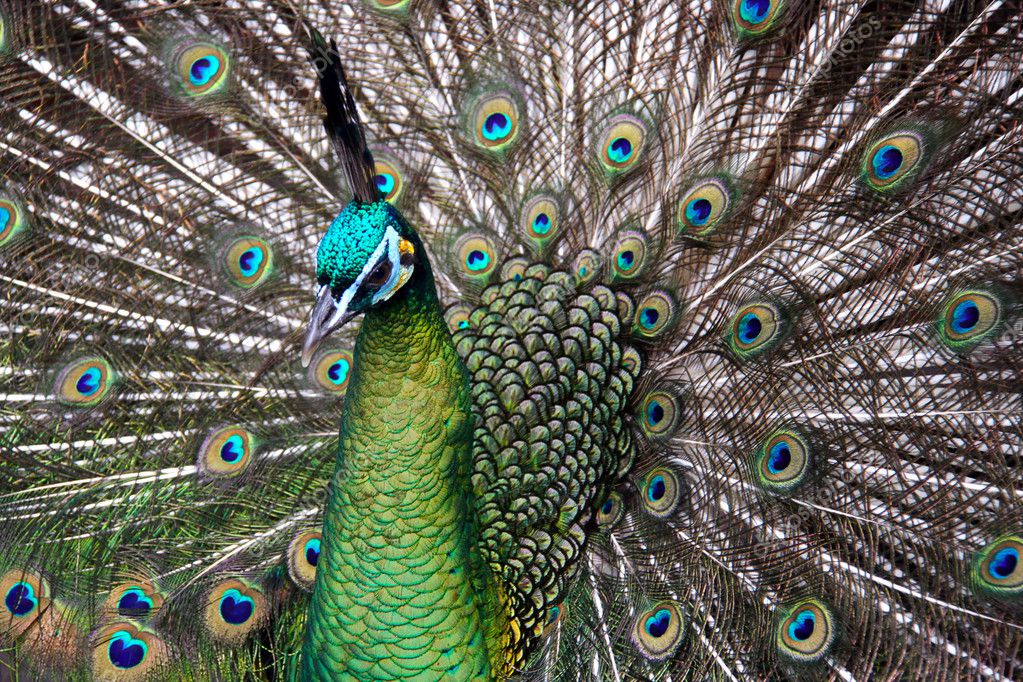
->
[302,200,419,365]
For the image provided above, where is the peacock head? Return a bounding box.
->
[301,200,418,366]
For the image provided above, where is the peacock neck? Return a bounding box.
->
[300,246,499,680]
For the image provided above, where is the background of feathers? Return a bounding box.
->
[0,0,1022,679]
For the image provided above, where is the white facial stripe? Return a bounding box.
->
[371,227,403,305]
[326,234,391,328]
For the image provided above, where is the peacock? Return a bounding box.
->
[1,0,1022,679]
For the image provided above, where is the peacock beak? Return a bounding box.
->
[301,285,355,367]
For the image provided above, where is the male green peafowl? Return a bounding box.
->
[1,0,1022,680]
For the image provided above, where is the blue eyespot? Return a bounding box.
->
[951,300,980,334]
[778,602,833,662]
[4,582,36,617]
[646,400,664,426]
[617,250,635,270]
[640,390,680,439]
[599,117,646,172]
[225,237,272,288]
[645,609,672,638]
[647,475,666,503]
[601,499,614,515]
[740,0,771,23]
[108,630,148,669]
[219,434,245,464]
[639,307,660,330]
[730,303,783,357]
[327,359,350,386]
[523,197,559,243]
[238,247,264,277]
[199,426,253,477]
[374,173,396,196]
[0,207,9,232]
[989,547,1019,580]
[871,145,903,180]
[305,538,321,567]
[532,212,551,235]
[607,137,633,164]
[547,605,560,625]
[788,610,816,641]
[471,94,520,150]
[767,441,791,474]
[75,367,102,396]
[862,132,925,191]
[482,112,512,142]
[189,55,221,87]
[466,249,491,272]
[219,589,254,625]
[634,291,676,338]
[313,350,354,393]
[117,588,153,617]
[737,312,762,344]
[685,198,712,226]
[175,42,231,97]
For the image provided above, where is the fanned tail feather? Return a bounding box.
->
[0,1,1021,680]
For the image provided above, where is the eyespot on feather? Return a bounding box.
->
[639,467,685,518]
[521,195,560,249]
[467,90,522,151]
[573,250,602,285]
[172,39,230,97]
[91,622,167,678]
[197,425,255,478]
[500,257,529,283]
[367,0,412,13]
[203,578,268,645]
[727,302,786,359]
[1,569,49,638]
[372,154,405,203]
[287,529,323,591]
[633,291,678,339]
[630,602,685,661]
[596,492,625,528]
[223,236,273,289]
[453,233,499,282]
[973,536,1023,600]
[311,349,354,393]
[754,429,811,494]
[103,580,164,622]
[732,0,787,38]
[861,128,931,192]
[610,230,651,281]
[936,289,1003,351]
[776,599,835,663]
[54,356,115,407]
[541,602,568,637]
[637,388,683,440]
[0,195,28,247]
[596,114,647,176]
[445,303,474,333]
[677,177,734,236]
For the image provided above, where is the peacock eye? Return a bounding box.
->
[366,260,392,287]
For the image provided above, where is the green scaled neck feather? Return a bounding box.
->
[300,201,507,680]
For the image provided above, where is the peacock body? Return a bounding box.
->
[1,0,1022,680]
